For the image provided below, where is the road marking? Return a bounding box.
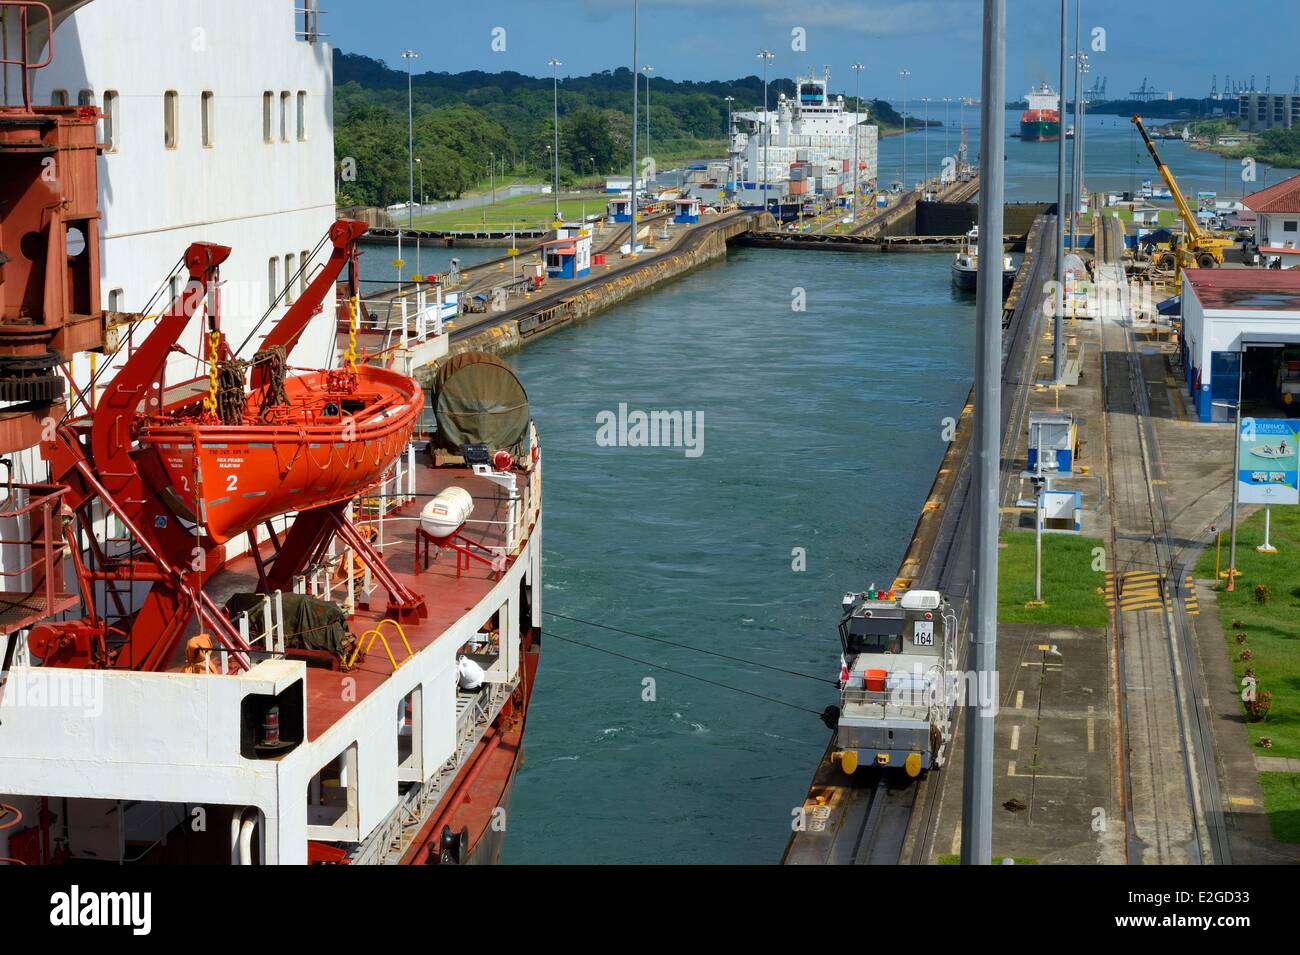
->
[1010,725,1021,751]
[1228,796,1256,807]
[1007,760,1016,777]
[1015,690,1025,709]
[1008,764,1085,781]
[1087,705,1095,754]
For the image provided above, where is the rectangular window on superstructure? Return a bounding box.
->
[297,91,306,141]
[300,249,311,295]
[263,91,273,142]
[268,256,280,307]
[107,288,124,314]
[51,89,68,106]
[77,89,94,107]
[102,90,119,150]
[280,91,289,142]
[201,91,214,147]
[284,253,296,304]
[163,90,178,149]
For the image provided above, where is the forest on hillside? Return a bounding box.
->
[333,50,904,206]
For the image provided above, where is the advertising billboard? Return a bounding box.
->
[1238,418,1300,506]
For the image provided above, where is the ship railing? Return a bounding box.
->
[349,677,516,865]
[232,590,289,658]
[294,1,325,42]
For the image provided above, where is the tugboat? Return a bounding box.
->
[951,225,1016,293]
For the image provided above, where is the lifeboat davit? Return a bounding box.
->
[138,364,422,544]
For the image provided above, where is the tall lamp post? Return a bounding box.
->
[899,68,911,189]
[921,95,931,188]
[1054,0,1067,383]
[943,96,953,162]
[757,49,775,215]
[549,57,563,223]
[401,49,419,229]
[724,95,736,191]
[630,0,639,256]
[962,0,1006,868]
[642,64,654,166]
[851,63,864,217]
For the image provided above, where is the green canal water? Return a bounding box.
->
[501,248,975,863]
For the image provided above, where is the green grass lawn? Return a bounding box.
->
[1110,206,1178,228]
[412,192,611,232]
[1259,773,1300,843]
[1194,506,1300,759]
[997,531,1109,628]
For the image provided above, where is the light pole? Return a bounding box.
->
[943,96,952,162]
[899,68,911,190]
[401,49,419,229]
[630,0,639,256]
[724,95,735,191]
[921,96,931,188]
[489,150,496,205]
[1054,0,1067,383]
[1068,0,1083,252]
[415,156,423,276]
[549,57,562,223]
[851,63,864,217]
[758,49,775,215]
[963,0,1006,868]
[642,64,654,166]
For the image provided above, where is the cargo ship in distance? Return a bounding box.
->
[0,0,540,866]
[1019,83,1061,142]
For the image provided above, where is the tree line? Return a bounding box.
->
[333,50,903,206]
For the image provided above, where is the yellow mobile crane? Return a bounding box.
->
[1131,114,1236,270]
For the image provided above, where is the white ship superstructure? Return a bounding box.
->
[16,0,337,487]
[731,69,878,206]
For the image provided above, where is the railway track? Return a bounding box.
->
[1095,214,1229,865]
[784,217,1049,865]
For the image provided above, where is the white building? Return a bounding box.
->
[1180,269,1300,421]
[1244,174,1300,268]
[8,0,336,483]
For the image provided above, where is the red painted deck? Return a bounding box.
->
[202,453,536,742]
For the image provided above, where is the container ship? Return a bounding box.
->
[1019,83,1061,142]
[0,0,540,866]
[731,69,879,216]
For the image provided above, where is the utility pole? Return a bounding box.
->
[962,0,1005,868]
[851,63,864,218]
[899,69,911,189]
[758,49,775,217]
[642,64,654,165]
[1054,0,1067,383]
[921,96,931,188]
[630,0,639,256]
[549,57,563,223]
[401,49,419,230]
[724,95,736,193]
[1068,0,1083,252]
[944,96,953,163]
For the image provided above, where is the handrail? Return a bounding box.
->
[346,618,413,671]
[0,2,54,111]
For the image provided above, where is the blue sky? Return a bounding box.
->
[329,0,1299,103]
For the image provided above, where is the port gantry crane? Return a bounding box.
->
[1131,114,1236,273]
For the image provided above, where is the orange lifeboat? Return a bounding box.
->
[138,364,422,544]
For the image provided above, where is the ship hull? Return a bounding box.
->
[1019,110,1061,142]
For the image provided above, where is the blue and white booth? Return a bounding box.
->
[673,197,701,224]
